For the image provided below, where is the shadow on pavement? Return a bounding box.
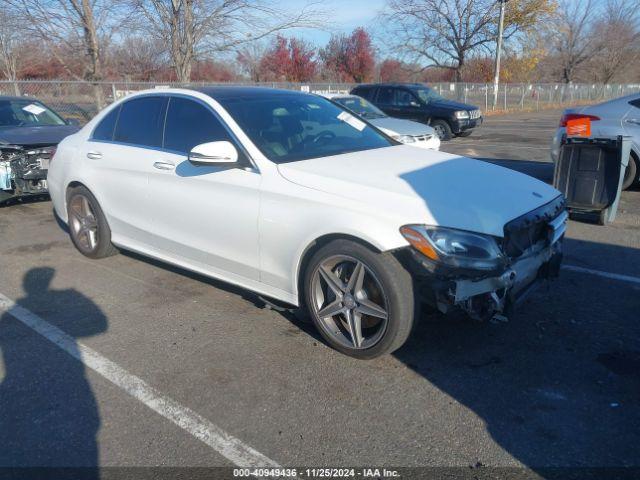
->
[392,236,640,474]
[0,267,106,476]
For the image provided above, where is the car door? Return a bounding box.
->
[393,89,425,122]
[623,98,640,155]
[84,95,168,247]
[375,87,400,117]
[147,95,262,281]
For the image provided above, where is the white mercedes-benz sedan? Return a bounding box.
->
[48,87,567,359]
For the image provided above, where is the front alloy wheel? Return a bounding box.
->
[310,255,389,350]
[304,240,416,359]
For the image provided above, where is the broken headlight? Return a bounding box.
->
[400,225,505,271]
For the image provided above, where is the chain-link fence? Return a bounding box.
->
[1,80,639,124]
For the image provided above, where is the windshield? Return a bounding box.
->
[333,96,387,119]
[219,94,393,163]
[414,87,444,105]
[0,99,67,127]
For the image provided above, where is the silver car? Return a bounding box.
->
[322,93,441,151]
[551,93,640,190]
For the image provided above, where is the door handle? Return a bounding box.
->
[86,151,102,160]
[625,118,640,125]
[153,161,175,171]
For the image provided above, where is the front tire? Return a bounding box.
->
[303,240,415,359]
[67,186,118,259]
[431,119,453,141]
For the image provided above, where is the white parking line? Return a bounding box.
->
[562,265,640,286]
[0,292,279,468]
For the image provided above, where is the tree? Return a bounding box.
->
[132,0,325,83]
[547,0,600,83]
[260,35,316,82]
[0,9,21,94]
[6,0,128,107]
[236,42,267,82]
[381,0,554,82]
[319,28,375,82]
[588,0,640,84]
[378,59,412,82]
[345,28,375,83]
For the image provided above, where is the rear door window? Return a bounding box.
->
[163,97,233,154]
[113,96,168,148]
[92,106,120,141]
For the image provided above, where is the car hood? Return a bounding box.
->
[369,117,435,137]
[277,145,561,237]
[0,125,80,146]
[429,99,478,111]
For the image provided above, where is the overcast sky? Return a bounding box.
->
[278,0,387,45]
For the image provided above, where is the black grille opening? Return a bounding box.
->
[503,196,566,259]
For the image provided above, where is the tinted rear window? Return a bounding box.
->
[163,97,232,153]
[114,96,168,148]
[92,105,120,141]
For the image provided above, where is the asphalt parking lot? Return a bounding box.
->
[0,109,639,476]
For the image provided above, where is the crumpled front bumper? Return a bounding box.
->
[402,209,568,321]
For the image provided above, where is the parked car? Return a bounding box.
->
[321,93,440,150]
[48,87,566,359]
[0,96,80,204]
[350,83,482,141]
[551,93,640,190]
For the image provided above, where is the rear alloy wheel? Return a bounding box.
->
[304,240,415,359]
[67,186,118,259]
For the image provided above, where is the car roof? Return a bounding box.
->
[353,83,427,89]
[190,86,309,101]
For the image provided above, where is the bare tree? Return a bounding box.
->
[0,9,21,95]
[6,0,129,107]
[588,0,640,84]
[381,0,554,82]
[132,0,326,83]
[548,0,600,84]
[236,41,267,82]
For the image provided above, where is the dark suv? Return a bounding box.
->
[351,83,482,141]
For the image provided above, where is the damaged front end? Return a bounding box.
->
[0,145,55,204]
[399,195,567,322]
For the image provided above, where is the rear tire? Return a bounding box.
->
[622,154,638,190]
[431,119,453,141]
[66,186,118,259]
[303,239,415,359]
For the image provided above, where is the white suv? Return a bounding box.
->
[48,88,567,358]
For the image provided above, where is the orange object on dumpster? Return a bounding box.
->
[566,117,592,137]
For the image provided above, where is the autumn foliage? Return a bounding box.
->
[260,36,317,82]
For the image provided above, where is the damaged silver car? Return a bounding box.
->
[0,96,79,205]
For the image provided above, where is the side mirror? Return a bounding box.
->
[66,118,80,126]
[188,141,239,167]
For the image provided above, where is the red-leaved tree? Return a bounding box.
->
[320,28,375,82]
[260,35,316,82]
